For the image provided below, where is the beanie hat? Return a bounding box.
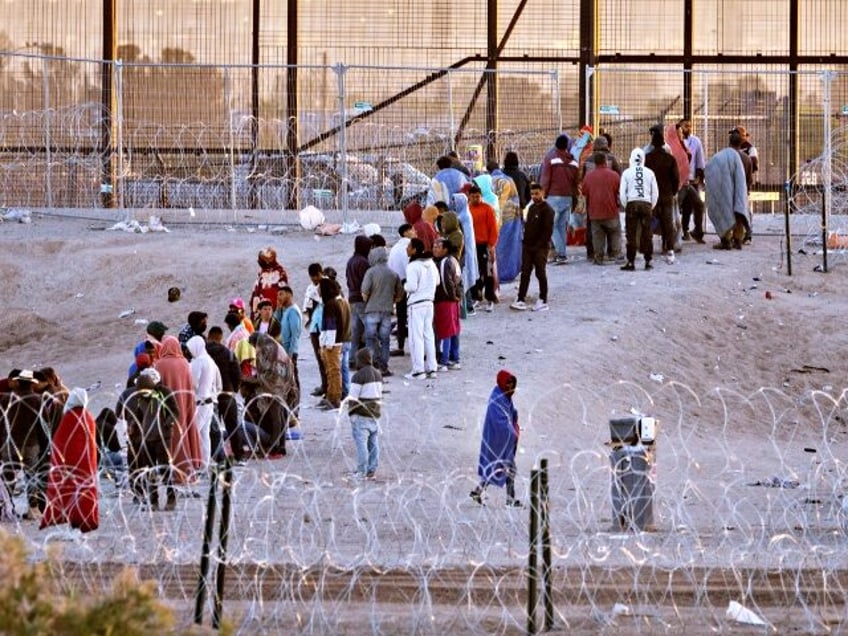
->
[496,369,517,392]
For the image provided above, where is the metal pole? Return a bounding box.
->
[212,457,234,629]
[249,0,260,210]
[115,61,124,213]
[485,0,498,162]
[822,71,832,274]
[447,70,455,152]
[540,458,553,631]
[336,64,348,224]
[285,0,299,211]
[101,0,116,209]
[552,70,562,134]
[225,68,237,214]
[194,465,220,625]
[526,468,539,635]
[42,56,52,209]
[784,179,792,276]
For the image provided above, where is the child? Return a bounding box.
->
[348,347,383,479]
[470,370,521,507]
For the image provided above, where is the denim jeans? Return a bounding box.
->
[350,414,379,475]
[438,335,460,365]
[364,311,393,371]
[341,342,351,399]
[547,195,573,258]
[350,301,366,351]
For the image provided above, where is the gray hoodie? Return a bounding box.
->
[361,246,403,314]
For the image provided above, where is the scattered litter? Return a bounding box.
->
[86,380,102,393]
[824,385,833,391]
[106,215,170,233]
[749,284,758,290]
[798,248,807,255]
[748,476,800,489]
[443,424,463,430]
[804,498,823,504]
[813,264,824,272]
[612,603,631,617]
[610,335,619,342]
[340,221,362,234]
[497,355,506,360]
[706,259,720,265]
[133,318,148,326]
[486,341,494,345]
[791,365,830,374]
[726,601,768,626]
[147,215,168,232]
[753,276,761,281]
[119,308,136,318]
[803,447,817,453]
[269,226,287,235]
[362,222,381,236]
[1,207,32,223]
[74,293,84,299]
[765,291,773,299]
[315,223,342,236]
[649,373,664,383]
[299,205,325,230]
[188,207,196,218]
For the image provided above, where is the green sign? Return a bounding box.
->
[354,101,373,111]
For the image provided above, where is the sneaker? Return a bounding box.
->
[469,490,483,505]
[365,471,376,480]
[447,361,462,370]
[437,364,449,372]
[466,308,477,316]
[426,371,438,379]
[620,262,635,271]
[485,301,494,313]
[506,499,523,508]
[645,261,654,270]
[389,349,405,357]
[682,231,692,241]
[472,300,481,310]
[310,386,325,397]
[666,250,675,265]
[510,300,528,311]
[532,299,549,312]
[404,371,427,380]
[554,255,568,265]
[381,368,393,377]
[316,398,339,411]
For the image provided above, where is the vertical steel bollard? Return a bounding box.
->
[195,465,220,625]
[213,457,234,629]
[527,468,540,635]
[540,459,554,630]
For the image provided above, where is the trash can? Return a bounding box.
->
[609,416,657,531]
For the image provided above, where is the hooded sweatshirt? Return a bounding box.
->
[348,348,382,419]
[440,210,464,261]
[345,235,373,303]
[361,246,403,314]
[188,335,222,403]
[619,148,659,209]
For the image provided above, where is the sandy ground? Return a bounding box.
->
[2,208,848,632]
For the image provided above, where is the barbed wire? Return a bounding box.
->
[3,382,848,633]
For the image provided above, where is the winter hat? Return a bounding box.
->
[146,321,168,338]
[592,137,610,151]
[496,369,517,392]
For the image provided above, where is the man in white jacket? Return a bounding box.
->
[403,238,439,380]
[619,148,659,271]
[187,335,222,470]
